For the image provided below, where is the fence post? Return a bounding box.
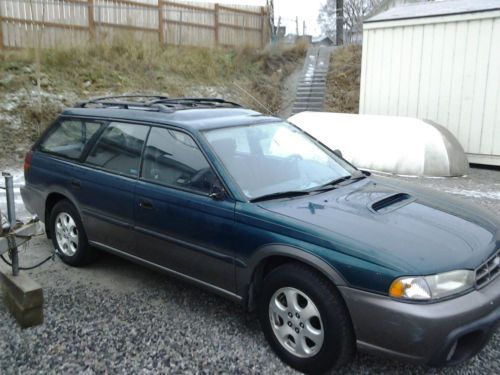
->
[260,6,266,48]
[158,0,164,45]
[178,10,182,46]
[214,3,219,46]
[0,15,3,50]
[88,0,95,41]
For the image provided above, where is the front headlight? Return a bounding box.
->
[389,270,475,301]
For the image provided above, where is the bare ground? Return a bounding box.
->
[0,165,498,374]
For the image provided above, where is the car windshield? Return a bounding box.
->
[204,122,358,200]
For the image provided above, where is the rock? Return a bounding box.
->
[83,80,92,88]
[40,77,50,88]
[22,66,33,74]
[0,74,14,87]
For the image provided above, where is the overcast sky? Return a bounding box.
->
[195,0,324,36]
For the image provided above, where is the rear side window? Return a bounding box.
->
[142,127,215,194]
[39,119,103,160]
[86,122,149,177]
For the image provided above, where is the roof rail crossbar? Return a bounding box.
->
[73,96,241,113]
[75,95,170,108]
[149,103,175,113]
[76,101,174,114]
[150,97,242,108]
[92,94,170,102]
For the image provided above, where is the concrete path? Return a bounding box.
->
[291,46,334,115]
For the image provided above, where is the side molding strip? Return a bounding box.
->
[90,241,242,302]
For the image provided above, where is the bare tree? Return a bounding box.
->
[336,0,344,45]
[317,1,337,40]
[318,0,383,43]
[344,0,382,38]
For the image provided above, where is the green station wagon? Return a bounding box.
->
[21,96,500,373]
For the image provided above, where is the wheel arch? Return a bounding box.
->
[242,244,348,312]
[44,191,79,238]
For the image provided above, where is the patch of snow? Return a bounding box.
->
[443,188,500,200]
[0,113,22,129]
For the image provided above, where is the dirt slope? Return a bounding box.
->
[324,44,362,114]
[0,40,306,164]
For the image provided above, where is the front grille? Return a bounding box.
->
[475,249,500,288]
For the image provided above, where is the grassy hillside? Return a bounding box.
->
[324,44,362,113]
[0,38,306,163]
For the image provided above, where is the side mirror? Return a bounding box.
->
[209,184,226,201]
[333,149,343,158]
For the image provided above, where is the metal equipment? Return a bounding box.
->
[0,172,39,276]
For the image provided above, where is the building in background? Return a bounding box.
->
[311,36,335,46]
[359,0,500,166]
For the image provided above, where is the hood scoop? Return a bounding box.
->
[370,193,415,214]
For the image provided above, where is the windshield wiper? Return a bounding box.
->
[318,175,352,189]
[250,190,311,203]
[250,174,367,202]
[311,173,366,192]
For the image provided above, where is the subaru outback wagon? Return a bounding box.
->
[21,96,499,374]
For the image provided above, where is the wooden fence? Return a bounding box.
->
[0,0,270,49]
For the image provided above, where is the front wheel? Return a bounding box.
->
[258,263,355,374]
[50,199,96,266]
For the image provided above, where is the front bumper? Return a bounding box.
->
[339,274,500,366]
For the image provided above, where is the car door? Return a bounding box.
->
[74,121,150,253]
[133,126,236,293]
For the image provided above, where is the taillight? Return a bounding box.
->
[24,150,33,173]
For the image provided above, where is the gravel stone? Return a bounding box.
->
[0,167,499,374]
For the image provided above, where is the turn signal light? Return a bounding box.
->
[388,277,431,300]
[389,279,406,298]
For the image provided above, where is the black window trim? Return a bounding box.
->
[78,119,111,162]
[36,114,234,200]
[83,121,151,179]
[139,126,232,200]
[35,117,107,162]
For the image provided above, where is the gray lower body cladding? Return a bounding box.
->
[339,275,500,365]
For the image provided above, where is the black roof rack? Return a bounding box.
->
[74,95,242,113]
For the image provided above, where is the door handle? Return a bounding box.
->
[139,199,153,210]
[70,179,81,189]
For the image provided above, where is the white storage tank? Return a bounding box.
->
[360,0,500,166]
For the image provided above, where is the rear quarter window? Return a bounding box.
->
[39,119,104,160]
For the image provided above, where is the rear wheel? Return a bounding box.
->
[50,200,96,266]
[258,263,355,374]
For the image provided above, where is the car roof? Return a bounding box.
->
[60,107,282,132]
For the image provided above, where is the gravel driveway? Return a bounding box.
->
[0,167,499,374]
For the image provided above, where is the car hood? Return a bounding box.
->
[257,176,499,275]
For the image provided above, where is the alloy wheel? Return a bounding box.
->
[55,212,79,256]
[268,286,324,358]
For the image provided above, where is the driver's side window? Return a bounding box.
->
[141,127,216,194]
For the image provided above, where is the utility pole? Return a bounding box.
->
[277,16,281,41]
[303,20,306,35]
[336,0,344,45]
[295,16,299,37]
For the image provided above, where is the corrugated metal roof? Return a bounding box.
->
[366,0,500,23]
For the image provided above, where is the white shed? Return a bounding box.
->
[359,0,500,166]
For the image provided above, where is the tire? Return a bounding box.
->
[258,263,355,374]
[50,199,96,267]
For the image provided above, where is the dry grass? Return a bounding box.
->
[0,38,306,161]
[324,44,362,113]
[0,36,306,100]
